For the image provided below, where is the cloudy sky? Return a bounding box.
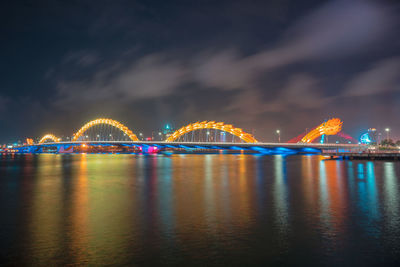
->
[1,0,399,143]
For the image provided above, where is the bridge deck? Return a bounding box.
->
[13,141,364,155]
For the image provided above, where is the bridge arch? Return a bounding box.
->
[72,118,139,141]
[300,118,342,143]
[38,134,61,144]
[166,121,258,143]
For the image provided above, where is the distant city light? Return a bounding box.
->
[385,128,390,139]
[360,132,371,144]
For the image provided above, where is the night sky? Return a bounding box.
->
[1,0,399,143]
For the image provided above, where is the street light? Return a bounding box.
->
[206,131,210,142]
[276,130,281,143]
[385,128,390,140]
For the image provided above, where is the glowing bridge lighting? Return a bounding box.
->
[72,118,139,141]
[38,134,61,144]
[165,121,258,143]
[300,118,343,143]
[28,117,348,148]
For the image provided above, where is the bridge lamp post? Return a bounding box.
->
[385,128,390,140]
[276,130,281,143]
[96,134,100,141]
[139,133,143,140]
[220,131,226,142]
[158,132,162,140]
[207,131,210,142]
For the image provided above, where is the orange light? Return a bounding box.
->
[81,144,87,148]
[26,138,34,145]
[300,118,343,143]
[165,121,258,143]
[38,134,61,144]
[72,118,139,141]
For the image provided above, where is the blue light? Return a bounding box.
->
[360,132,371,144]
[300,147,320,153]
[230,146,246,150]
[179,145,193,150]
[251,147,272,153]
[275,147,293,152]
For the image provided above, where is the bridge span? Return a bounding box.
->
[15,141,362,155]
[12,117,357,155]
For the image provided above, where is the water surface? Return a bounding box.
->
[0,154,399,266]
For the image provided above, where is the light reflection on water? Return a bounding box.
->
[0,154,400,266]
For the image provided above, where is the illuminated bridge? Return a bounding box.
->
[15,118,361,154]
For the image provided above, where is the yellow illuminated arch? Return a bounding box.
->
[166,121,258,143]
[38,134,61,144]
[300,118,343,143]
[72,118,139,141]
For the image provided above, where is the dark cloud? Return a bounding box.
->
[63,50,99,67]
[54,1,397,107]
[344,57,400,97]
[56,53,186,107]
[281,0,394,58]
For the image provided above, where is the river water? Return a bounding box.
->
[0,153,399,266]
